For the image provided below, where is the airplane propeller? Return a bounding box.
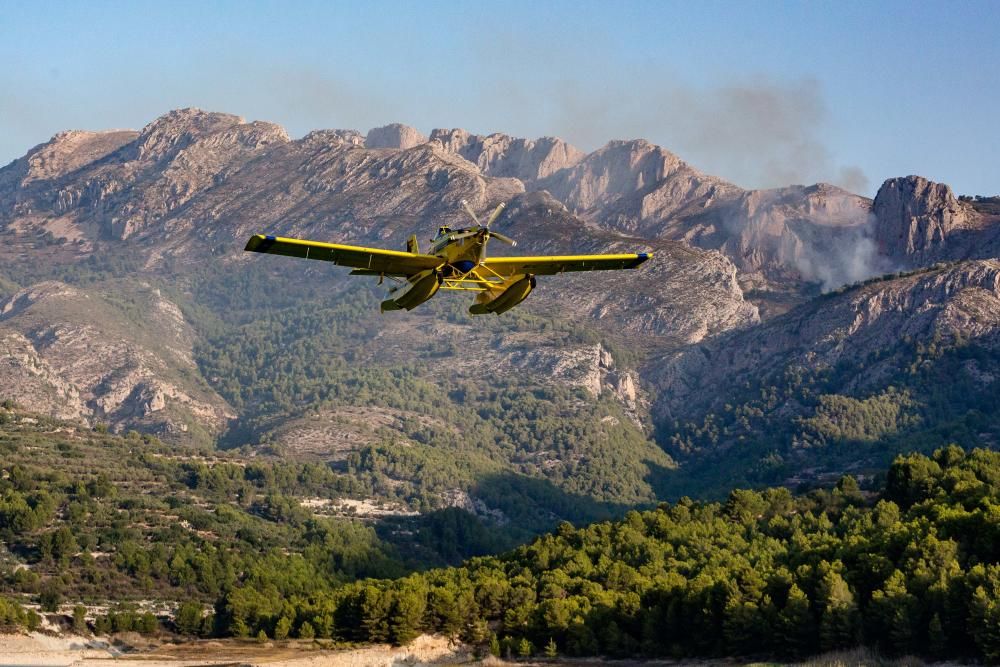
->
[461,200,482,226]
[459,200,517,248]
[489,230,516,245]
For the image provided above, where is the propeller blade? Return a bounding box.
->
[489,231,517,246]
[450,230,480,241]
[485,202,506,228]
[461,199,481,225]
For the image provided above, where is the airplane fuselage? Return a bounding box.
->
[428,229,488,276]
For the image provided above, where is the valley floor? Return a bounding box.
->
[0,633,952,667]
[0,632,468,666]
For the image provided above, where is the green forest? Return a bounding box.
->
[4,405,1000,661]
[662,315,1000,498]
[213,446,1000,661]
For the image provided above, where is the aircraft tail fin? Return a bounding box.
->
[406,234,420,254]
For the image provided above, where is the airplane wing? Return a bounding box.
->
[482,252,651,277]
[244,235,444,276]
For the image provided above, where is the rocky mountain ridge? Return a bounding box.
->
[342,120,1000,292]
[872,175,1000,265]
[0,110,759,342]
[1,108,997,495]
[6,110,996,294]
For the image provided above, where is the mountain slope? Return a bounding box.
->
[649,259,1000,493]
[0,108,998,510]
[0,280,233,443]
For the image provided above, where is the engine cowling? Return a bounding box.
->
[469,275,535,315]
[381,268,442,312]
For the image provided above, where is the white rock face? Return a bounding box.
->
[429,128,585,182]
[872,175,976,261]
[0,280,233,439]
[440,488,509,525]
[0,329,87,420]
[538,139,733,217]
[365,123,428,150]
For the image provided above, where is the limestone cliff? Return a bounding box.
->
[0,281,233,440]
[365,123,428,150]
[429,128,585,182]
[871,175,997,266]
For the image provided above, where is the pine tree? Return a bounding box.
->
[390,584,426,645]
[545,637,558,658]
[72,605,88,634]
[819,570,859,651]
[360,586,391,642]
[868,570,916,654]
[779,584,815,657]
[274,615,292,641]
[928,613,947,658]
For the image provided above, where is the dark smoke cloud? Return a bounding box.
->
[534,75,871,194]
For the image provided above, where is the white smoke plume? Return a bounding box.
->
[791,216,889,291]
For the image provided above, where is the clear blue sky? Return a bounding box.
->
[2,0,998,196]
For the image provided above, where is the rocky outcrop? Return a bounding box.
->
[504,343,640,405]
[365,123,427,150]
[872,176,981,264]
[0,281,233,440]
[0,328,87,420]
[429,128,585,182]
[301,128,365,148]
[537,139,734,220]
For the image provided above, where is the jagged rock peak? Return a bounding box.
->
[364,123,428,150]
[589,138,687,171]
[138,108,244,141]
[300,129,365,148]
[16,129,139,185]
[428,128,585,182]
[131,108,289,161]
[872,175,970,260]
[539,138,733,214]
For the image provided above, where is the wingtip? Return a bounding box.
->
[245,234,277,252]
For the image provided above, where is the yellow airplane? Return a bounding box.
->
[244,201,651,314]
